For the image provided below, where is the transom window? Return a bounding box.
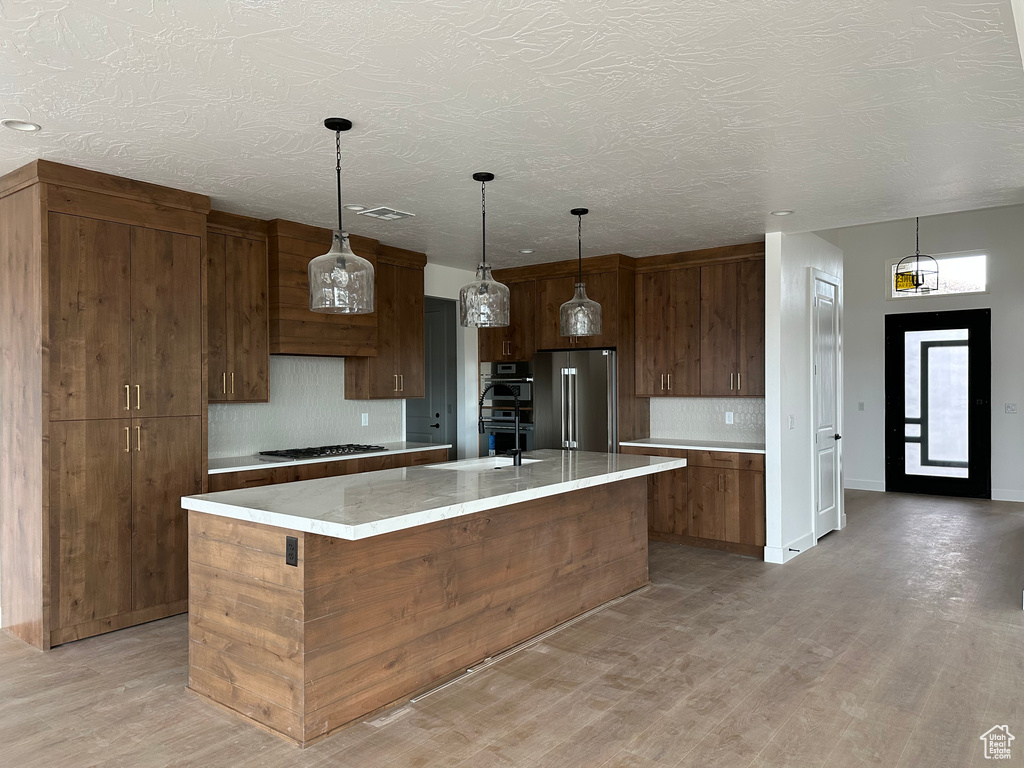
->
[888,253,987,299]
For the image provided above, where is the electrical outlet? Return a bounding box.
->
[725,411,734,425]
[788,415,796,430]
[858,401,865,412]
[285,536,298,567]
[1005,403,1017,415]
[361,413,369,426]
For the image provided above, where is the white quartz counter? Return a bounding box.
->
[208,441,451,474]
[184,449,686,541]
[620,438,766,454]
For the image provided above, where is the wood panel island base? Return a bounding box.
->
[182,451,684,746]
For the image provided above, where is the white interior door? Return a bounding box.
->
[812,271,842,538]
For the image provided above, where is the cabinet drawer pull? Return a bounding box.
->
[230,372,235,394]
[135,384,141,410]
[135,425,141,452]
[124,426,130,453]
[125,384,130,411]
[718,473,724,492]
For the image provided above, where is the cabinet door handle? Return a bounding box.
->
[135,384,141,410]
[222,372,227,394]
[730,373,735,391]
[230,372,235,394]
[660,374,665,391]
[667,373,671,391]
[737,372,741,391]
[135,425,141,452]
[125,385,131,411]
[124,426,130,453]
[399,374,404,392]
[394,374,399,392]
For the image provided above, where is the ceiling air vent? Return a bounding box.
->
[356,207,416,221]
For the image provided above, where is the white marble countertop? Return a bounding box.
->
[184,449,686,541]
[620,438,766,454]
[207,441,452,475]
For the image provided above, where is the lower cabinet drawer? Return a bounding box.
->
[687,451,764,471]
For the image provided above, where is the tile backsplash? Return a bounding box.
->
[208,356,404,459]
[648,397,765,443]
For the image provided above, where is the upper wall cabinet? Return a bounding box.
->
[344,245,427,399]
[478,280,537,363]
[207,212,270,404]
[635,268,701,397]
[700,260,765,397]
[267,219,378,357]
[536,271,620,350]
[633,243,765,399]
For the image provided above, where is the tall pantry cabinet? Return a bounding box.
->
[0,160,209,649]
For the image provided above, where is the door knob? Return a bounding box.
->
[430,423,440,429]
[834,433,842,441]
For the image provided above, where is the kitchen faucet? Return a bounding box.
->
[478,383,523,466]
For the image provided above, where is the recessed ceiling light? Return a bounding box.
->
[343,204,366,211]
[770,209,794,216]
[1,119,41,132]
[518,249,535,254]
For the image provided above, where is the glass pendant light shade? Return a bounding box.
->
[309,117,374,314]
[560,282,602,336]
[308,230,375,313]
[459,172,510,328]
[559,208,602,337]
[460,262,510,327]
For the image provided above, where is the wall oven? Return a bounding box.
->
[480,361,534,456]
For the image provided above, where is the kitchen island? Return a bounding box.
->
[181,449,686,746]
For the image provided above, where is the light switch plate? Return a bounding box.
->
[1006,403,1017,414]
[725,411,734,425]
[361,413,369,426]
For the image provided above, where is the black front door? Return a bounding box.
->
[884,309,991,498]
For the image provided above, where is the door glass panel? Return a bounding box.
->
[903,328,969,479]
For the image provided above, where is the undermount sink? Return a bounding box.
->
[429,456,542,471]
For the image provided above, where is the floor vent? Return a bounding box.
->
[356,206,416,221]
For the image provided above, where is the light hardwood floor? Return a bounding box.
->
[2,490,1022,767]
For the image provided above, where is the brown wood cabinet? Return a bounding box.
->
[620,444,765,557]
[700,260,765,397]
[207,447,448,493]
[0,160,209,649]
[344,247,427,399]
[267,220,378,357]
[207,212,269,404]
[635,268,701,396]
[633,243,765,400]
[478,280,537,362]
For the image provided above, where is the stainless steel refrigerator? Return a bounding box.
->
[533,349,617,452]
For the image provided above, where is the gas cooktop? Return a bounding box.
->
[259,444,387,460]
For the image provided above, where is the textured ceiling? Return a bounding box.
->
[2,1,1024,269]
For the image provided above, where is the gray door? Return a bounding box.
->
[406,297,457,458]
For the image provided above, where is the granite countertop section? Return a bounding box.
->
[620,437,766,454]
[183,449,687,541]
[208,441,452,475]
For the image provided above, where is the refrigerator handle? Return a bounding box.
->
[560,367,569,448]
[567,368,577,449]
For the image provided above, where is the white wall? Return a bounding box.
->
[424,263,481,459]
[207,357,404,458]
[765,231,844,564]
[818,205,1024,501]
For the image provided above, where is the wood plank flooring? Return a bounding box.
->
[2,490,1023,767]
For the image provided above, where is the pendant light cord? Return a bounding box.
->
[481,179,487,266]
[577,213,583,283]
[335,130,343,233]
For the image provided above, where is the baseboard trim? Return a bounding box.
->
[992,490,1024,503]
[765,531,815,564]
[844,479,884,492]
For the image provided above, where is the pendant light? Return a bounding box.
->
[308,117,374,314]
[559,208,602,337]
[894,217,939,294]
[459,172,510,327]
